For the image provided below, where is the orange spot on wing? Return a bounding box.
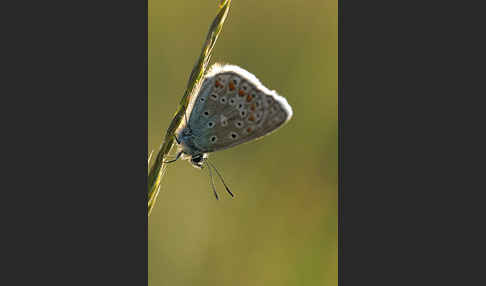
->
[246,95,253,102]
[248,114,255,121]
[250,104,256,111]
[238,89,245,97]
[229,82,235,91]
[247,127,252,132]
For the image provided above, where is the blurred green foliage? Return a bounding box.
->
[149,0,337,285]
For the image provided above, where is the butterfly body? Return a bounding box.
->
[175,64,293,169]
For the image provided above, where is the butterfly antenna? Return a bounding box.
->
[206,161,219,200]
[207,160,234,197]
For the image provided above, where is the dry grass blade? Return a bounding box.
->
[148,0,232,215]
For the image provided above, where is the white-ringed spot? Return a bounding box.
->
[240,110,247,118]
[229,132,239,140]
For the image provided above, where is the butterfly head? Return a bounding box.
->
[189,153,207,169]
[175,126,207,169]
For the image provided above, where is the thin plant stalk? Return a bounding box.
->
[148,0,232,215]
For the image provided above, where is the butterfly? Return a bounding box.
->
[167,63,293,199]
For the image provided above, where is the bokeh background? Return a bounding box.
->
[149,0,337,285]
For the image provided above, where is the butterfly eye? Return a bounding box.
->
[228,98,236,106]
[203,110,210,117]
[235,121,244,128]
[220,97,227,104]
[237,103,243,109]
[192,155,203,164]
[210,136,218,143]
[210,93,219,101]
[207,121,215,128]
[200,97,206,102]
[240,110,247,118]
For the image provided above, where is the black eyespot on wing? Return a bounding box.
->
[231,77,240,86]
[229,132,238,139]
[267,97,273,105]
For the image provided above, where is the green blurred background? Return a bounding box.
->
[149,0,337,285]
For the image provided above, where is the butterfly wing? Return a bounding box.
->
[187,64,293,153]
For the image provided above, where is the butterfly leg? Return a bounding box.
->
[163,151,183,164]
[173,134,180,144]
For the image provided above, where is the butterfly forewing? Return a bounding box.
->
[187,64,292,153]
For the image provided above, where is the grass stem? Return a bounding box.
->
[148,0,232,215]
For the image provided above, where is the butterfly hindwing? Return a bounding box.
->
[187,64,292,153]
